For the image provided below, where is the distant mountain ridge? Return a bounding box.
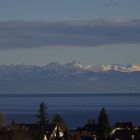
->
[45,61,140,72]
[0,61,140,93]
[0,61,140,74]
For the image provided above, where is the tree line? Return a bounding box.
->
[0,102,111,140]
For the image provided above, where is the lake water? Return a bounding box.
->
[0,93,140,129]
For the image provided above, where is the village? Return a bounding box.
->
[0,102,140,140]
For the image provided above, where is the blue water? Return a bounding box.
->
[0,93,140,128]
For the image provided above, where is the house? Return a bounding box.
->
[69,124,98,140]
[14,123,64,140]
[111,122,134,135]
[43,123,64,140]
[111,129,132,140]
[82,124,98,132]
[111,122,140,140]
[115,122,134,130]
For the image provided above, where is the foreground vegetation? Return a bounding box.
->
[1,102,139,140]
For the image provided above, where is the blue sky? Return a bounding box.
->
[0,0,140,65]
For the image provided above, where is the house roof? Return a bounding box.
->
[82,124,98,132]
[14,123,57,132]
[115,122,133,128]
[112,129,140,140]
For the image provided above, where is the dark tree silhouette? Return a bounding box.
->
[97,108,111,140]
[87,118,96,125]
[36,102,49,127]
[52,114,67,131]
[0,112,6,128]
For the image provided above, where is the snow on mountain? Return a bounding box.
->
[65,60,85,70]
[0,62,140,93]
[43,61,86,74]
[122,64,140,72]
[71,63,140,72]
[48,61,140,73]
[98,64,140,72]
[43,62,64,71]
[64,61,140,72]
[0,62,140,75]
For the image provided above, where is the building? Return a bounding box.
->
[111,122,140,140]
[14,123,65,140]
[69,124,98,140]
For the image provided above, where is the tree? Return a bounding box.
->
[87,118,96,125]
[36,102,49,127]
[52,114,67,131]
[0,112,6,128]
[97,108,111,140]
[11,124,32,140]
[52,114,68,140]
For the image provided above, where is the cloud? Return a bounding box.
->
[0,19,140,50]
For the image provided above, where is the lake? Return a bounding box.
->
[0,93,140,129]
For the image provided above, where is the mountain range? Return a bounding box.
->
[0,61,140,93]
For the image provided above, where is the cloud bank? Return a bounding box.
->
[0,19,140,50]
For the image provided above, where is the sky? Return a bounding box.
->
[0,0,140,65]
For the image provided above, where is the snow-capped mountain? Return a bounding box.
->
[0,61,140,93]
[47,61,140,72]
[44,61,85,71]
[87,64,140,72]
[44,61,140,73]
[0,62,140,75]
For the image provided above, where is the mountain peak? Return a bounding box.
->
[44,62,140,73]
[66,60,83,69]
[0,62,140,73]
